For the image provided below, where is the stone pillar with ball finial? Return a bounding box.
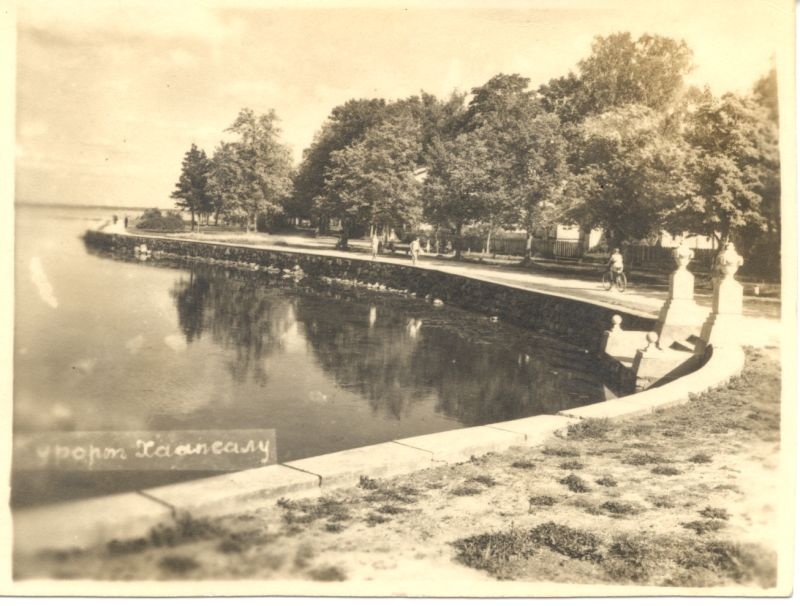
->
[695,241,744,354]
[655,237,706,349]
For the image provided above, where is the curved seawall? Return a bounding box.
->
[82,229,656,352]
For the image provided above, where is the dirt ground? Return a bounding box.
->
[16,347,784,591]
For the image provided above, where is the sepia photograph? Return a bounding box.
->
[2,0,795,596]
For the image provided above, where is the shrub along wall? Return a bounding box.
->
[84,230,656,352]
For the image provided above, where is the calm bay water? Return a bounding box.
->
[14,204,608,506]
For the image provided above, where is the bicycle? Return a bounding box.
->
[602,269,627,292]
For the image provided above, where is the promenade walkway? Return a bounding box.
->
[109,226,784,348]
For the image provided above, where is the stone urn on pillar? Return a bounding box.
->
[696,241,744,354]
[655,238,705,349]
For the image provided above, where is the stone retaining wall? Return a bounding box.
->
[83,230,655,352]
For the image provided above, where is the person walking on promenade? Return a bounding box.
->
[410,237,421,266]
[371,233,380,260]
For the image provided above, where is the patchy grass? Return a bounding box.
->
[542,445,580,457]
[469,474,498,487]
[559,460,585,470]
[559,474,591,493]
[688,453,713,464]
[365,513,391,526]
[648,495,676,509]
[279,497,351,526]
[528,495,558,510]
[452,528,539,578]
[623,452,669,466]
[699,507,731,520]
[376,504,408,515]
[566,418,612,440]
[651,465,683,476]
[362,484,421,504]
[158,555,199,575]
[358,475,379,490]
[600,500,643,516]
[308,565,347,582]
[293,543,315,569]
[595,475,618,487]
[145,514,223,549]
[682,520,727,535]
[511,459,536,469]
[529,522,602,561]
[451,484,483,497]
[324,522,345,533]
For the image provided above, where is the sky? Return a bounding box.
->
[12,0,789,208]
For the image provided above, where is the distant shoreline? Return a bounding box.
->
[15,200,168,212]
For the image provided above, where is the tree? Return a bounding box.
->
[224,108,293,232]
[316,113,422,248]
[423,131,498,260]
[577,32,693,115]
[290,99,387,228]
[571,105,693,247]
[673,92,777,252]
[171,143,212,231]
[207,141,241,226]
[461,74,544,253]
[510,112,572,261]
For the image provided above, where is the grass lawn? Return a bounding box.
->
[16,347,782,590]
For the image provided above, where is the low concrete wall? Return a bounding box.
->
[83,230,655,352]
[14,231,743,556]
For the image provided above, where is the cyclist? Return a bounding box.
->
[608,248,624,283]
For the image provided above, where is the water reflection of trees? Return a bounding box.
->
[170,266,606,425]
[170,266,296,384]
[295,296,606,425]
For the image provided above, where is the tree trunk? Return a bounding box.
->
[454,224,463,261]
[522,230,534,265]
[190,210,196,232]
[484,226,493,256]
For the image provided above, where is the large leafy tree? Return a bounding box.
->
[206,141,241,226]
[578,32,693,115]
[171,143,212,231]
[316,113,422,248]
[460,74,542,252]
[224,108,293,232]
[511,112,572,261]
[423,131,498,260]
[571,105,692,247]
[672,92,778,252]
[289,99,387,227]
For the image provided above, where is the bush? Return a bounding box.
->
[136,208,185,232]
